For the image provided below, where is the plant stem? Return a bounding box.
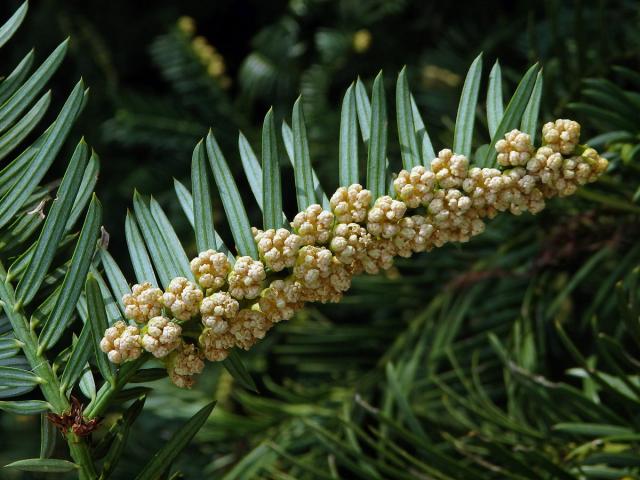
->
[0,262,97,479]
[85,355,147,419]
[68,433,98,480]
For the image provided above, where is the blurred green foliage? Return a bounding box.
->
[3,0,639,263]
[1,0,640,479]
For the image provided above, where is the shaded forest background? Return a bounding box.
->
[2,0,632,268]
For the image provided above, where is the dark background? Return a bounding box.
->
[3,0,634,276]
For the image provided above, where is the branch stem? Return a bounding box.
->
[0,261,97,479]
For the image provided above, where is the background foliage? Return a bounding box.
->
[1,0,639,479]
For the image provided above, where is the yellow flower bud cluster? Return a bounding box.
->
[431,149,469,188]
[228,309,272,350]
[166,342,205,389]
[330,184,372,223]
[122,282,163,324]
[496,129,534,167]
[176,16,231,88]
[542,119,580,155]
[393,166,436,208]
[200,291,238,330]
[330,222,370,267]
[228,256,266,300]
[163,277,203,320]
[367,196,407,239]
[100,321,142,364]
[190,249,230,290]
[392,216,434,257]
[527,145,608,198]
[253,227,302,272]
[259,278,303,322]
[141,316,182,358]
[292,204,335,245]
[352,29,372,54]
[293,246,352,303]
[102,119,607,389]
[360,237,397,274]
[199,327,234,362]
[176,16,196,36]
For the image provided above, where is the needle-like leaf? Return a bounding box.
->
[367,72,387,199]
[482,63,540,167]
[125,211,158,286]
[134,401,216,480]
[66,151,99,231]
[99,249,129,314]
[0,50,34,106]
[410,94,436,165]
[59,320,92,392]
[191,140,217,252]
[355,77,372,145]
[0,39,68,135]
[262,108,283,229]
[206,130,258,258]
[16,139,89,305]
[0,91,50,162]
[39,195,101,351]
[262,109,282,230]
[0,400,50,415]
[385,363,427,439]
[39,413,57,458]
[453,53,483,158]
[148,197,193,280]
[0,366,41,387]
[396,68,420,170]
[0,337,21,360]
[291,97,316,210]
[78,366,96,401]
[521,70,544,143]
[0,79,85,229]
[85,274,115,385]
[132,193,191,286]
[174,178,194,227]
[0,1,27,48]
[339,84,359,186]
[486,61,504,139]
[222,349,258,393]
[238,131,264,209]
[0,400,51,414]
[101,396,146,479]
[3,458,78,473]
[173,180,233,260]
[282,121,329,208]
